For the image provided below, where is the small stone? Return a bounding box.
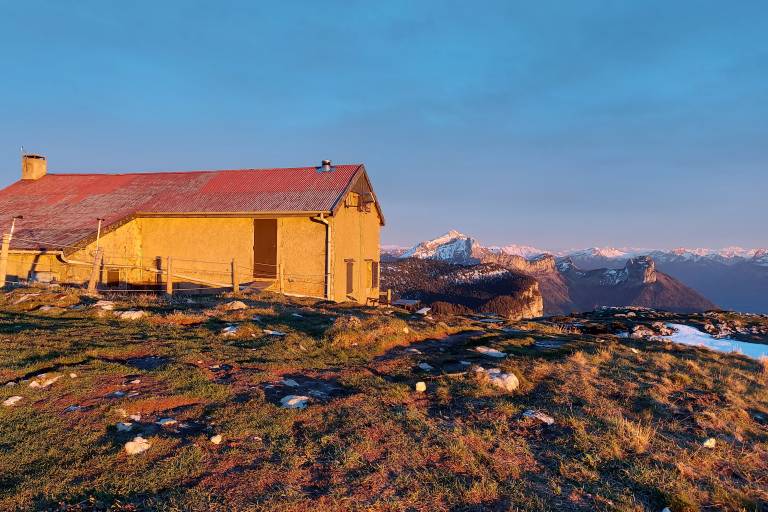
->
[475,346,506,358]
[477,367,520,392]
[291,313,304,318]
[221,325,239,336]
[280,395,310,409]
[417,362,434,371]
[107,390,126,398]
[281,378,300,387]
[263,329,287,336]
[69,373,78,378]
[222,300,248,311]
[5,381,16,387]
[156,418,177,427]
[210,434,223,445]
[415,307,431,316]
[523,409,555,425]
[29,375,62,388]
[93,300,115,311]
[402,327,410,334]
[3,396,22,407]
[459,360,471,365]
[415,381,427,393]
[630,348,640,354]
[65,405,84,412]
[116,422,134,432]
[117,310,147,320]
[124,436,151,455]
[703,437,717,448]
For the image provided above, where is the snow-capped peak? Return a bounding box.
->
[400,230,480,263]
[488,244,546,259]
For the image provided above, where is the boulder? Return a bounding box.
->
[475,367,519,392]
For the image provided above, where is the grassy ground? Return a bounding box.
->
[0,287,766,511]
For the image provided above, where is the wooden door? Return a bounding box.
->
[253,219,277,279]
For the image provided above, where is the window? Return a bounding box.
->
[346,260,354,295]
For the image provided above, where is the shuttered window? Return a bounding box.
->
[346,260,354,295]
[372,261,379,288]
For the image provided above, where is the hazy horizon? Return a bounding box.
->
[1,1,766,249]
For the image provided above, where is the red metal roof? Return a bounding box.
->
[0,164,369,251]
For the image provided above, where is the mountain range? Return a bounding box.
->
[382,231,766,315]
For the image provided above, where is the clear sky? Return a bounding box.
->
[0,1,766,250]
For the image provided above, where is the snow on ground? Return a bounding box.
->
[663,324,768,359]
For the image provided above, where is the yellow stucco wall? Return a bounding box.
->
[330,188,382,303]
[278,217,326,298]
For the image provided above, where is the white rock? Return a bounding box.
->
[221,325,239,336]
[474,346,506,358]
[405,348,422,354]
[3,396,22,407]
[402,327,410,334]
[630,348,640,354]
[703,437,717,448]
[280,395,310,409]
[281,378,300,387]
[129,379,141,384]
[124,436,151,455]
[264,329,286,336]
[415,307,431,316]
[116,422,134,432]
[415,381,427,393]
[417,362,434,371]
[117,310,147,320]
[222,300,248,311]
[93,300,115,311]
[291,313,304,318]
[156,418,177,427]
[476,367,520,392]
[29,375,62,388]
[523,409,555,425]
[210,434,223,445]
[69,373,78,378]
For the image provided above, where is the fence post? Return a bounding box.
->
[165,256,173,296]
[0,233,10,288]
[278,263,285,294]
[386,288,392,305]
[87,248,104,294]
[231,259,239,294]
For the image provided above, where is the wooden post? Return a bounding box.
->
[0,233,10,288]
[278,263,285,294]
[231,259,239,294]
[87,248,104,294]
[386,288,392,305]
[165,256,173,296]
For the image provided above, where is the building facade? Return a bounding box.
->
[0,155,383,303]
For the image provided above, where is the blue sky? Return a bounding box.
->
[0,1,766,250]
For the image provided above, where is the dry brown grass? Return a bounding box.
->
[150,311,209,326]
[614,416,656,454]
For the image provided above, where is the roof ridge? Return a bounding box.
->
[46,164,363,177]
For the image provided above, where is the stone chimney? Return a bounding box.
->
[22,154,47,180]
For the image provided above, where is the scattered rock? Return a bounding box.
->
[415,307,431,316]
[417,362,434,371]
[221,325,239,336]
[263,329,286,336]
[291,313,304,318]
[630,348,640,354]
[280,395,310,409]
[128,379,141,385]
[415,381,427,393]
[281,378,300,387]
[106,390,126,398]
[703,437,717,449]
[210,434,223,445]
[332,315,363,330]
[474,346,506,358]
[124,436,151,455]
[523,409,555,425]
[460,360,471,365]
[116,422,134,432]
[65,405,85,412]
[475,367,519,392]
[405,348,422,354]
[222,300,248,311]
[117,310,147,320]
[156,418,178,427]
[29,375,62,388]
[5,381,16,387]
[3,396,22,407]
[93,300,115,311]
[69,373,78,378]
[402,327,410,334]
